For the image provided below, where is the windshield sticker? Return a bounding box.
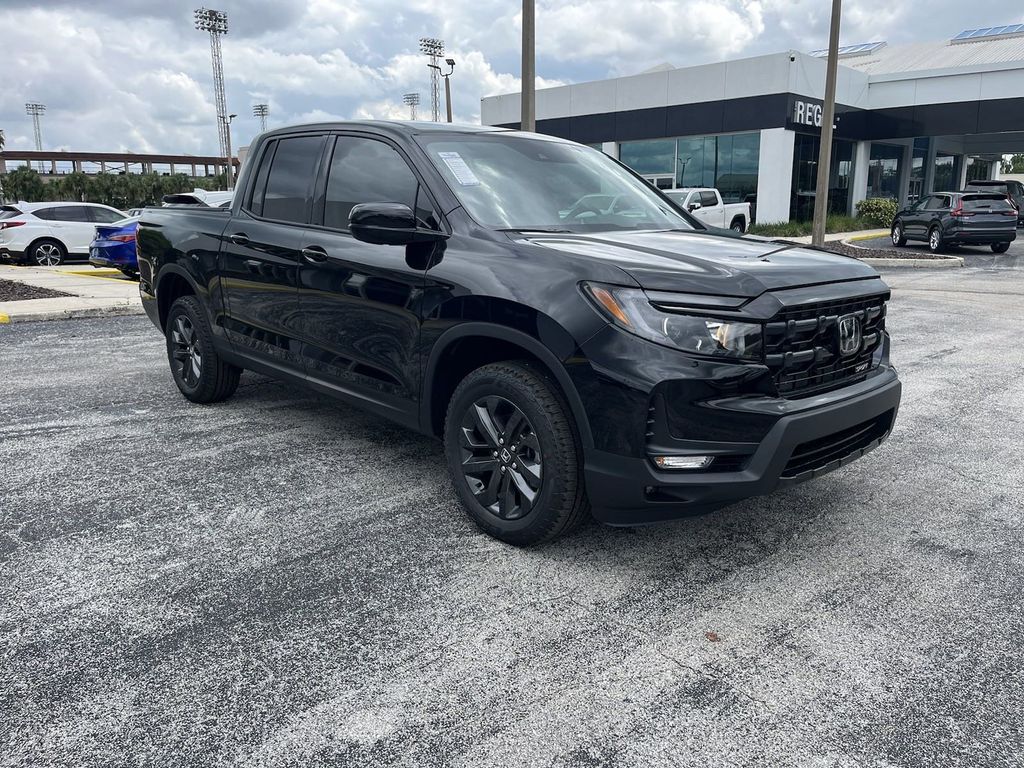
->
[438,151,481,186]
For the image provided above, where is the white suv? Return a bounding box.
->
[0,201,127,266]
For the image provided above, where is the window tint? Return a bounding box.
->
[31,207,61,221]
[963,195,1012,210]
[260,135,323,224]
[59,206,94,222]
[699,190,718,207]
[324,137,428,230]
[0,207,21,220]
[88,207,124,223]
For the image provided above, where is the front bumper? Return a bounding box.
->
[584,371,901,525]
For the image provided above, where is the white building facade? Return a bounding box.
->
[481,30,1024,223]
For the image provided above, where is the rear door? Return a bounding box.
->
[295,133,441,421]
[219,132,327,370]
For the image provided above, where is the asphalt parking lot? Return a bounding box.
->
[2,260,1023,767]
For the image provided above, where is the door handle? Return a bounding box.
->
[301,246,328,263]
[229,233,250,245]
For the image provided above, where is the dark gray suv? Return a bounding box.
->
[964,179,1024,226]
[891,192,1017,254]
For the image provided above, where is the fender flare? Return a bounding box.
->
[421,322,595,450]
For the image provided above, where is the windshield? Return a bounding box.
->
[416,133,695,233]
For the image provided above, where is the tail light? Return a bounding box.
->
[109,233,136,242]
[0,221,26,230]
[950,203,974,218]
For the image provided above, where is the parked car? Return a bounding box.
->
[161,189,233,207]
[89,217,140,278]
[663,188,750,232]
[0,202,127,266]
[963,179,1024,226]
[891,191,1017,253]
[138,122,900,546]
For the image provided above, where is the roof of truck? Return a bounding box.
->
[262,120,510,137]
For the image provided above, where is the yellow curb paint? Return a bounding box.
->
[847,233,887,242]
[0,313,10,324]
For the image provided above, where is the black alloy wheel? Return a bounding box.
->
[991,241,1010,254]
[458,395,543,521]
[170,314,203,389]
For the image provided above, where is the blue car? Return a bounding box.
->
[89,217,139,278]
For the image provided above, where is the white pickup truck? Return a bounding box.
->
[664,188,751,233]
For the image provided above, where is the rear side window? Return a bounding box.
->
[59,206,94,222]
[0,207,21,220]
[31,207,60,221]
[699,190,718,207]
[322,136,428,230]
[253,135,324,224]
[962,195,1013,211]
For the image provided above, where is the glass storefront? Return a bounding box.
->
[789,134,854,221]
[965,157,993,182]
[619,132,760,205]
[867,143,903,199]
[933,152,960,191]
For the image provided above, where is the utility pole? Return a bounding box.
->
[195,8,231,187]
[25,103,45,172]
[402,93,421,121]
[522,0,535,131]
[811,0,842,247]
[253,103,269,133]
[419,38,445,122]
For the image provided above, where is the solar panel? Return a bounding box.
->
[809,41,886,58]
[952,24,1024,42]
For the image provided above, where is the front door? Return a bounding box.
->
[296,134,442,422]
[219,133,326,369]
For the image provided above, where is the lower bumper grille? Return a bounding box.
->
[782,409,895,479]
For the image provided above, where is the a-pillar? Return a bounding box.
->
[755,128,796,224]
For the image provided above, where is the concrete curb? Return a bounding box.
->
[0,300,144,323]
[840,237,964,268]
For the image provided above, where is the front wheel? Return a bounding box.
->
[991,242,1011,254]
[928,226,944,254]
[165,295,241,403]
[443,361,589,546]
[891,220,907,247]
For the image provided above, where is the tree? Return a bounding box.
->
[1001,154,1024,174]
[0,167,46,203]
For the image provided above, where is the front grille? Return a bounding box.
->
[782,410,894,479]
[765,295,886,398]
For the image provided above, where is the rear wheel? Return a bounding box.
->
[729,218,745,233]
[165,295,241,403]
[891,220,907,247]
[443,361,589,546]
[991,241,1011,254]
[31,239,66,267]
[928,226,944,254]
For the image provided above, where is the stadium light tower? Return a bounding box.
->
[419,38,445,121]
[253,103,269,133]
[25,103,46,172]
[402,93,421,121]
[194,8,231,187]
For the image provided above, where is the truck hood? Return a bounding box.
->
[523,230,879,297]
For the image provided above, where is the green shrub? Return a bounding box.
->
[855,198,899,228]
[748,215,872,238]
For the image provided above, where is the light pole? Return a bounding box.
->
[419,38,445,121]
[194,8,231,178]
[522,0,535,131]
[811,0,842,247]
[220,113,237,190]
[429,58,456,122]
[402,92,421,121]
[253,103,269,133]
[25,103,45,171]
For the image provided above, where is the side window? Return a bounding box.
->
[31,208,59,221]
[259,135,324,224]
[59,206,93,222]
[936,195,951,209]
[323,136,434,230]
[700,190,719,207]
[88,208,123,223]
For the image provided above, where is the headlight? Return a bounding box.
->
[582,282,763,360]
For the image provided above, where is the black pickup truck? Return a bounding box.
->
[138,121,901,545]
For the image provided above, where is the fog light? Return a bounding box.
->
[652,455,714,470]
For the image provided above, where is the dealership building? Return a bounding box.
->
[481,25,1024,223]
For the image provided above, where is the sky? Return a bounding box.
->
[0,1,1019,156]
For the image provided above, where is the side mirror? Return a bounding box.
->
[349,202,447,246]
[688,201,702,212]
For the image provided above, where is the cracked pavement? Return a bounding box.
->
[1,252,1023,767]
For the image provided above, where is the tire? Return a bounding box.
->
[991,242,1010,254]
[120,268,139,280]
[30,239,66,267]
[165,295,241,404]
[730,218,745,233]
[927,226,944,254]
[443,360,590,546]
[891,220,907,247]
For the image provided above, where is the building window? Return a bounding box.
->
[675,136,715,188]
[965,157,992,182]
[933,152,960,191]
[790,134,854,221]
[867,143,903,200]
[619,139,675,176]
